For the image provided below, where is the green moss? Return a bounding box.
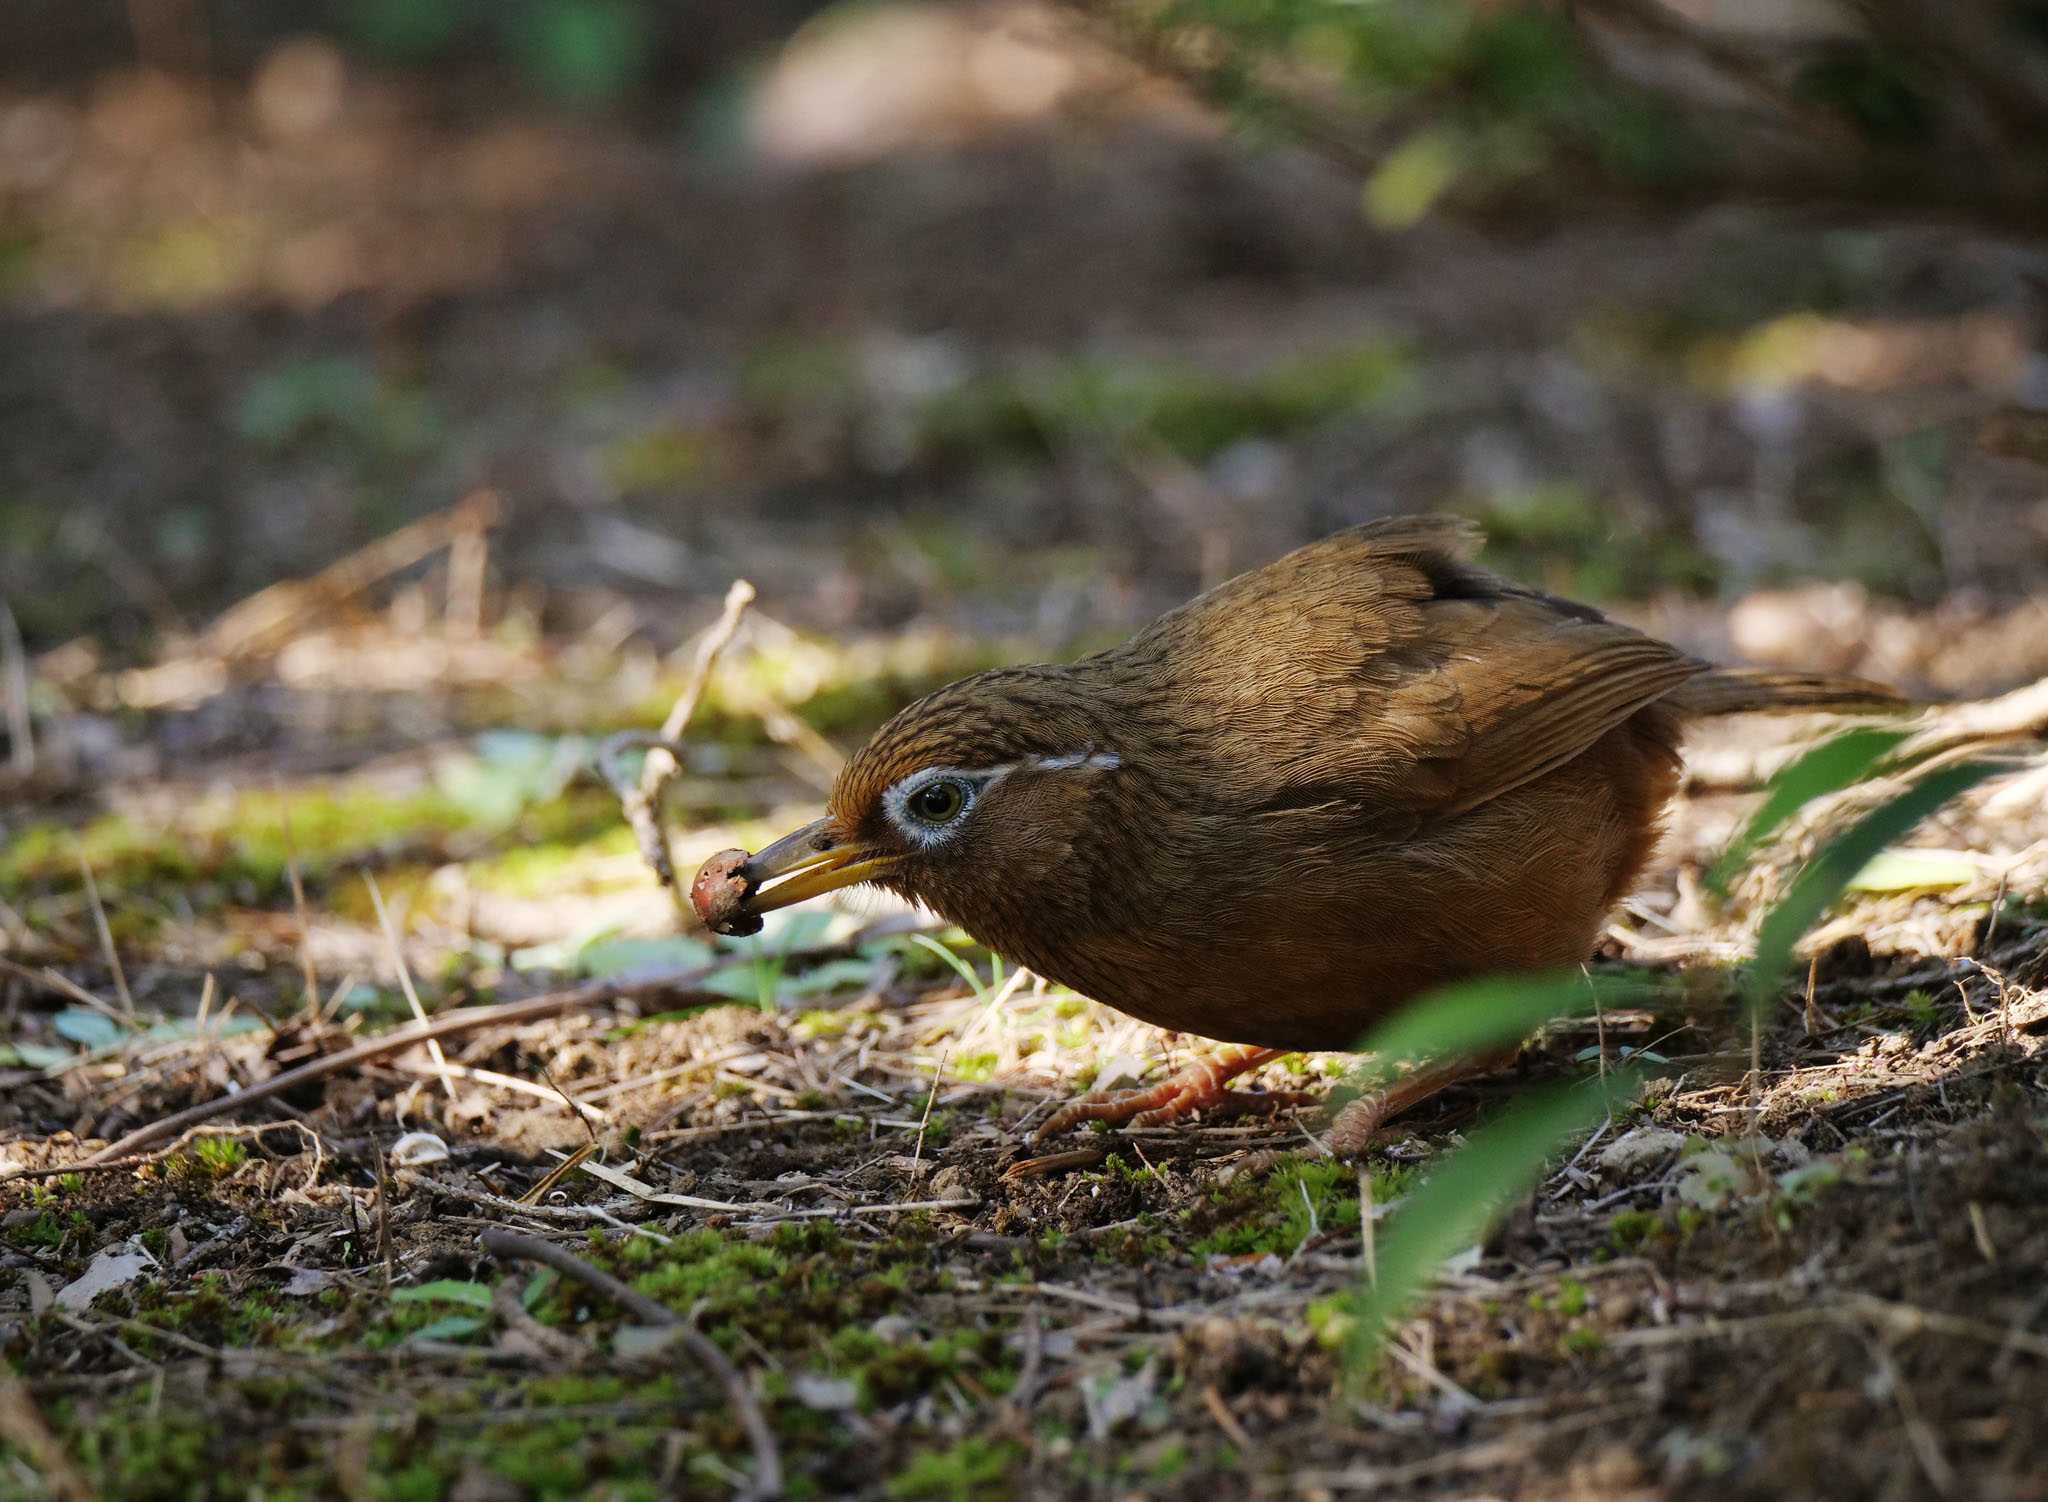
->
[917,341,1413,465]
[884,1437,1022,1501]
[65,1403,215,1501]
[1607,1208,1660,1250]
[1561,1326,1606,1356]
[189,1136,251,1178]
[460,826,640,897]
[602,424,719,493]
[3,776,622,909]
[1193,1158,1391,1257]
[1472,483,1720,600]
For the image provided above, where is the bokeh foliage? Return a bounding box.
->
[1077,0,2048,234]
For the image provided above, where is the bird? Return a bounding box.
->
[693,516,1899,1152]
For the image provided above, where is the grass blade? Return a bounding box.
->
[1705,726,1911,896]
[1346,1067,1645,1376]
[1338,967,1662,1098]
[1744,760,2001,1014]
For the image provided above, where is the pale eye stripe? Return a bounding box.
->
[1019,752,1121,773]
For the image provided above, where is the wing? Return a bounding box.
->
[1127,516,1705,825]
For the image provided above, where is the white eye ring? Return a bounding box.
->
[878,753,1119,849]
[882,767,990,847]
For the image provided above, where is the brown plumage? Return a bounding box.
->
[696,517,1899,1147]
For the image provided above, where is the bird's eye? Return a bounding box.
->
[906,778,969,825]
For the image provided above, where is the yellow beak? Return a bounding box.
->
[737,819,902,918]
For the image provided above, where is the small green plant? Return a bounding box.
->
[884,1437,1021,1501]
[190,1136,250,1177]
[1335,739,1999,1380]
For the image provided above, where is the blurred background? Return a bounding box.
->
[6,0,2048,776]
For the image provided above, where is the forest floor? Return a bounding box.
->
[5,12,2048,1500]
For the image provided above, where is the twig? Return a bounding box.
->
[1007,1309,1045,1415]
[598,579,755,907]
[742,1197,981,1226]
[372,1135,393,1294]
[0,593,33,778]
[75,850,134,1018]
[0,957,126,1026]
[912,1044,950,1171]
[491,1279,588,1366]
[1359,1165,1377,1288]
[538,1060,605,1139]
[444,490,495,640]
[480,1229,783,1500]
[1201,1383,1255,1452]
[365,873,454,1102]
[203,492,502,660]
[47,970,719,1171]
[404,1174,648,1225]
[276,790,320,1021]
[652,581,758,783]
[1860,1332,1957,1497]
[389,1058,609,1122]
[0,1368,93,1502]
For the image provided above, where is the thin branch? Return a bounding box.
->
[37,969,719,1172]
[0,594,33,778]
[76,850,134,1018]
[480,1229,783,1500]
[364,873,454,1103]
[598,579,755,912]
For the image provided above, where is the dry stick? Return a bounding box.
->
[276,790,320,1021]
[600,579,756,908]
[912,1045,950,1171]
[0,1368,94,1502]
[480,1228,783,1501]
[372,1136,394,1295]
[0,956,125,1025]
[1686,674,2048,793]
[55,970,715,1170]
[444,491,495,640]
[75,850,134,1019]
[1358,1165,1378,1289]
[364,873,455,1103]
[0,593,34,778]
[203,491,502,661]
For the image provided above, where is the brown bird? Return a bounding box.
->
[695,517,1897,1150]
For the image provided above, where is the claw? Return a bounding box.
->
[1033,1046,1282,1140]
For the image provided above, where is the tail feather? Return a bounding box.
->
[1666,667,1907,718]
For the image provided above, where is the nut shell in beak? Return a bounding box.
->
[691,848,761,936]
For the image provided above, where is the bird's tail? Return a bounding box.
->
[1666,667,1907,718]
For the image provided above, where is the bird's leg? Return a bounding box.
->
[1034,1045,1284,1139]
[1323,1050,1512,1157]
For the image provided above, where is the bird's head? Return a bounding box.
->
[694,667,1128,941]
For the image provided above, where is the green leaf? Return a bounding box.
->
[1745,760,2001,1014]
[11,1042,78,1069]
[1846,848,1984,893]
[777,959,880,998]
[1338,967,1662,1098]
[1706,726,1910,895]
[52,1008,125,1050]
[1362,127,1466,229]
[1347,1068,1644,1374]
[576,935,715,979]
[902,933,991,995]
[393,1279,494,1310]
[407,1314,488,1343]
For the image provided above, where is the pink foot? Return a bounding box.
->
[1034,1047,1283,1139]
